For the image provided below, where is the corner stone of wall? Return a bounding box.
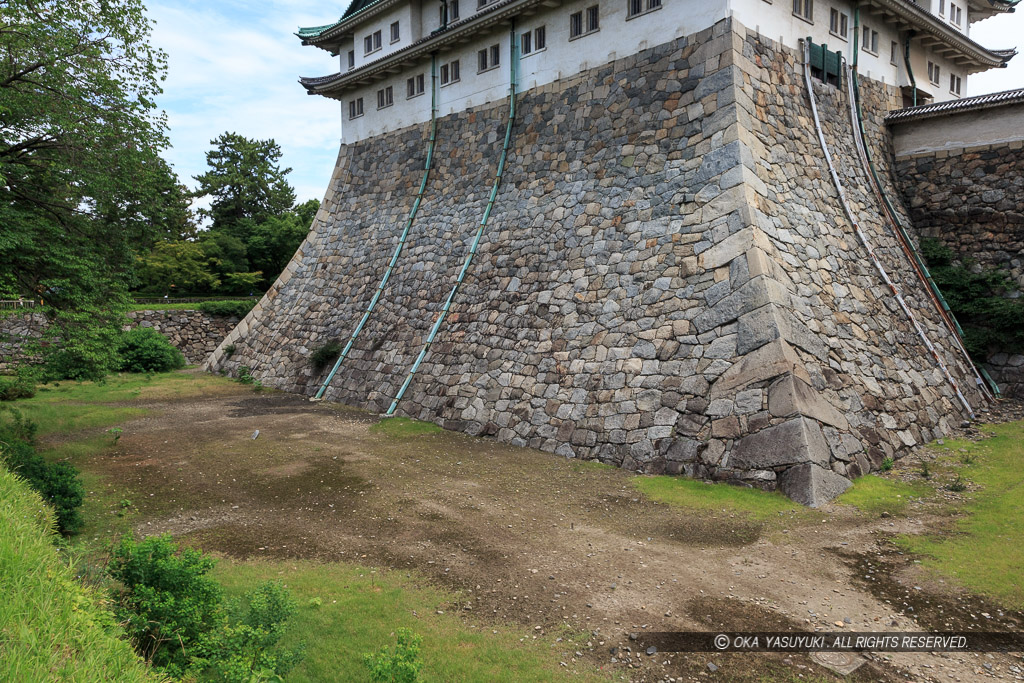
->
[206,18,986,507]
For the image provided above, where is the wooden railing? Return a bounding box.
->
[0,299,37,310]
[131,296,259,305]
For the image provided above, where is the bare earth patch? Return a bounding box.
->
[69,384,1024,682]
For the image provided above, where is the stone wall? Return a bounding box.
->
[0,310,236,368]
[894,141,1024,291]
[207,19,986,505]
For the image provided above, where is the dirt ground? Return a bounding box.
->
[72,377,1024,682]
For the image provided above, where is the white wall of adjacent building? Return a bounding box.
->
[329,0,982,143]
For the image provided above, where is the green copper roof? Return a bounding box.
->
[342,0,383,19]
[297,20,343,39]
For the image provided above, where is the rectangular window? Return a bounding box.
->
[586,5,599,32]
[950,73,961,95]
[939,0,945,15]
[478,43,500,72]
[364,30,382,55]
[348,97,363,119]
[407,73,425,98]
[927,61,940,85]
[390,21,400,43]
[951,4,962,25]
[521,30,532,55]
[440,59,460,86]
[628,0,643,17]
[862,26,878,54]
[450,0,460,20]
[535,25,546,50]
[829,9,848,38]
[890,41,899,65]
[648,0,662,9]
[377,86,393,109]
[569,11,583,38]
[347,50,355,70]
[793,0,812,22]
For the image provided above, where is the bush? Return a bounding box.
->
[364,628,424,683]
[109,535,303,681]
[117,328,185,373]
[199,300,255,318]
[0,409,84,535]
[109,534,224,676]
[0,368,36,401]
[309,339,343,372]
[921,237,1024,359]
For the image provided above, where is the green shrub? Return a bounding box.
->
[199,300,255,318]
[364,628,424,683]
[109,535,302,681]
[206,581,305,682]
[0,368,36,401]
[0,409,83,535]
[109,534,224,677]
[117,328,185,373]
[920,237,1024,359]
[309,339,343,372]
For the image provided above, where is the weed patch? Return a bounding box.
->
[897,423,1024,608]
[633,476,804,522]
[836,475,931,516]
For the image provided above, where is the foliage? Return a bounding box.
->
[135,241,221,295]
[193,133,297,235]
[0,367,36,400]
[880,456,894,472]
[920,237,1024,358]
[236,366,262,390]
[0,467,160,681]
[363,628,425,683]
[309,339,343,371]
[204,581,306,683]
[198,300,255,318]
[0,408,84,534]
[116,328,186,373]
[109,535,302,680]
[0,0,177,380]
[109,534,224,676]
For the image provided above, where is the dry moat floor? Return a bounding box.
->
[32,370,1024,682]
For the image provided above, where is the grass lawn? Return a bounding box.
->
[214,560,609,682]
[632,475,806,523]
[895,422,1024,608]
[835,475,932,516]
[370,416,443,438]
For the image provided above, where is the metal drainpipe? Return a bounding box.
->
[801,39,977,419]
[904,33,917,107]
[845,58,998,398]
[386,23,519,416]
[313,53,441,401]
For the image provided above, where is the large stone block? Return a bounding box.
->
[768,374,850,430]
[728,416,829,469]
[736,303,826,358]
[711,338,811,397]
[778,463,852,507]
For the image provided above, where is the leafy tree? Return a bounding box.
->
[246,199,319,286]
[135,241,221,295]
[0,0,171,378]
[193,133,296,236]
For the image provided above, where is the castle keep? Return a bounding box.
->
[206,0,1018,504]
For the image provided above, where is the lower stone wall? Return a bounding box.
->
[984,354,1024,400]
[894,142,1024,291]
[0,310,236,369]
[206,19,986,506]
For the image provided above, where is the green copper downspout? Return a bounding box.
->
[904,33,917,107]
[314,54,441,400]
[386,24,519,416]
[847,33,999,398]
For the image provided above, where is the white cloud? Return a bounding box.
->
[149,1,343,203]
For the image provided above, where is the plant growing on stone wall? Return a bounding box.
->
[223,344,236,358]
[309,339,343,372]
[880,456,894,472]
[920,237,1024,359]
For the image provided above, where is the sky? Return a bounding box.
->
[147,1,1023,206]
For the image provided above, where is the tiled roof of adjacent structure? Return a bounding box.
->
[886,87,1024,122]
